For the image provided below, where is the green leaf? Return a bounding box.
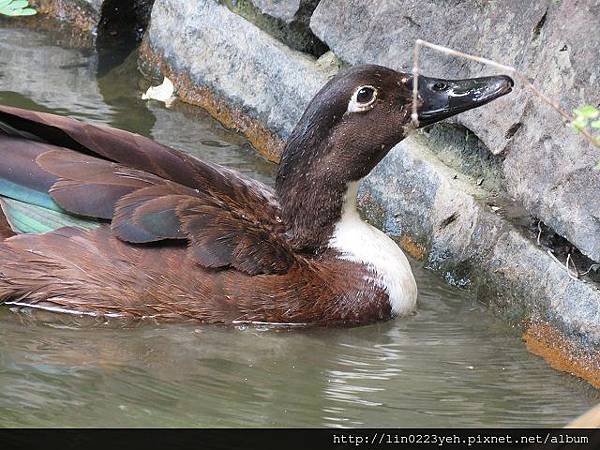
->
[572,117,588,130]
[6,0,29,8]
[0,0,35,16]
[574,105,600,119]
[2,7,35,15]
[591,120,600,129]
[14,7,35,14]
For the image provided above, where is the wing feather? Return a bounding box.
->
[0,104,296,275]
[111,185,190,243]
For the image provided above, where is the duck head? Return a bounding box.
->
[276,64,513,252]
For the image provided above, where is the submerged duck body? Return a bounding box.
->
[0,65,512,325]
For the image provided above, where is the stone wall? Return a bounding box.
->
[311,0,600,265]
[29,0,102,31]
[24,0,600,385]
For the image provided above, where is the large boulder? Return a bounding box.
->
[140,0,333,160]
[310,0,600,263]
[361,134,600,345]
[251,0,319,24]
[29,0,102,31]
[220,0,326,56]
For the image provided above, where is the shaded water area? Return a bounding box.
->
[0,24,597,427]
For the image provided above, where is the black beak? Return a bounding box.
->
[410,74,514,127]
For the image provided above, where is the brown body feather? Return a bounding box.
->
[0,226,390,325]
[0,104,392,325]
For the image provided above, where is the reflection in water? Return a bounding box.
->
[96,49,156,136]
[0,25,597,427]
[0,267,598,428]
[0,27,274,184]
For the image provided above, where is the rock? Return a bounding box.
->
[141,0,334,159]
[311,0,600,264]
[360,132,600,346]
[250,0,318,24]
[221,0,326,56]
[310,0,547,154]
[30,0,103,30]
[503,0,600,265]
[30,0,154,41]
[315,50,345,78]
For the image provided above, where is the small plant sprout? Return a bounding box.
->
[411,39,600,150]
[0,0,36,16]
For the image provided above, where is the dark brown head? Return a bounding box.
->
[276,64,513,252]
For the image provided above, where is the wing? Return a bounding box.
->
[0,104,279,211]
[0,105,295,275]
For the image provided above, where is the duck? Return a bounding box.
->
[0,65,513,326]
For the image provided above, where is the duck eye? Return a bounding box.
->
[356,86,376,104]
[347,85,378,113]
[432,82,448,91]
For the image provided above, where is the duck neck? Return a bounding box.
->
[276,161,349,253]
[275,105,387,253]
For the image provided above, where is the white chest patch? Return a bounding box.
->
[328,182,417,316]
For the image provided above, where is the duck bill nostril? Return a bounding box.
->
[410,74,514,127]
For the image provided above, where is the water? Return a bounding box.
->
[0,24,597,427]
